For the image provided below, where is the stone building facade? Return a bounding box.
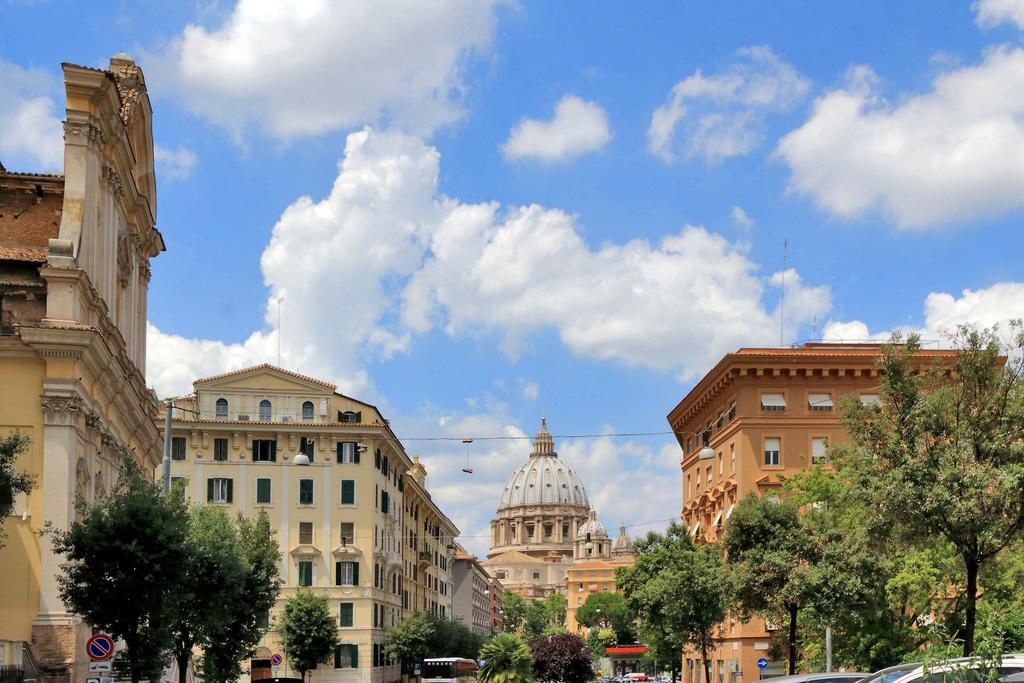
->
[0,56,164,683]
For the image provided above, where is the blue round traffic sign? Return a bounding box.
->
[756,658,768,669]
[270,654,283,666]
[87,634,114,661]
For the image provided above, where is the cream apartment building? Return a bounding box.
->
[161,364,458,683]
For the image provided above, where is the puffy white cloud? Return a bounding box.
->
[648,46,810,164]
[149,0,499,139]
[822,281,1024,343]
[520,380,539,401]
[777,47,1024,228]
[501,94,612,163]
[731,206,754,230]
[0,60,64,173]
[974,0,1024,29]
[154,145,197,181]
[148,127,830,397]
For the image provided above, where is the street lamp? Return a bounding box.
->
[293,435,313,466]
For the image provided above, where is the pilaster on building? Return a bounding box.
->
[0,55,164,683]
[668,343,957,683]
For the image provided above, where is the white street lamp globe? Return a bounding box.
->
[293,453,311,466]
[698,445,715,460]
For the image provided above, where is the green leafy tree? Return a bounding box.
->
[576,593,634,642]
[479,632,534,683]
[586,627,617,657]
[531,633,593,683]
[523,599,551,645]
[201,510,282,683]
[385,613,435,675]
[619,524,729,683]
[503,591,526,633]
[171,505,247,683]
[837,327,1024,656]
[0,432,35,547]
[51,458,188,683]
[428,615,486,659]
[278,591,337,682]
[545,593,567,630]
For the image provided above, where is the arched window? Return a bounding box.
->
[301,400,314,420]
[215,398,228,418]
[258,399,272,421]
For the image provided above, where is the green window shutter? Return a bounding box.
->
[251,440,257,462]
[335,562,341,585]
[336,442,343,463]
[340,602,353,627]
[341,480,355,505]
[334,646,341,669]
[226,479,233,503]
[207,478,214,502]
[350,645,358,669]
[382,491,389,514]
[374,449,381,469]
[352,561,359,586]
[354,444,360,464]
[270,441,277,462]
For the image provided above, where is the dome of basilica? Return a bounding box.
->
[498,417,589,509]
[575,509,608,541]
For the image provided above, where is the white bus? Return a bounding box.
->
[421,658,479,683]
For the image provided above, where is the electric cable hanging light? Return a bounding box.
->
[462,437,474,474]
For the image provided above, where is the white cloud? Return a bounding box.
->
[777,47,1024,228]
[501,94,612,163]
[731,206,754,230]
[648,45,810,164]
[147,127,830,397]
[520,380,539,401]
[0,60,64,173]
[149,0,499,139]
[974,0,1024,29]
[154,145,197,181]
[822,281,1024,343]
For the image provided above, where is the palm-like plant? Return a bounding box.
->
[479,633,534,683]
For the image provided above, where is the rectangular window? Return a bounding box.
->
[860,393,881,406]
[207,477,232,503]
[338,410,362,423]
[760,393,786,411]
[532,571,541,580]
[170,475,188,490]
[299,521,314,545]
[381,491,390,515]
[336,561,359,586]
[706,466,712,484]
[213,437,228,461]
[171,436,186,460]
[808,393,834,412]
[730,444,735,472]
[811,437,828,465]
[299,437,315,462]
[340,602,354,627]
[728,400,736,421]
[764,437,781,466]
[718,453,723,476]
[334,644,358,669]
[337,441,358,464]
[340,479,356,505]
[252,439,277,462]
[340,522,355,545]
[299,479,314,506]
[256,477,272,505]
[298,561,313,587]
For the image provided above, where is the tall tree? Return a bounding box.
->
[576,592,634,643]
[277,591,337,682]
[428,614,486,660]
[171,505,246,683]
[0,432,35,548]
[51,458,188,683]
[479,633,534,683]
[838,327,1024,656]
[385,613,435,675]
[503,591,526,633]
[202,511,282,683]
[545,593,567,630]
[523,599,552,645]
[531,633,594,683]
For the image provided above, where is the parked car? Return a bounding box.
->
[758,673,869,683]
[886,655,1024,683]
[858,664,921,683]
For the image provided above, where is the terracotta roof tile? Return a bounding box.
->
[0,246,47,262]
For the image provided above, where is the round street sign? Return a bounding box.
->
[87,634,115,662]
[756,658,768,670]
[270,654,283,666]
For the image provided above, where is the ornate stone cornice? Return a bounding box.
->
[63,120,104,149]
[103,165,124,198]
[41,395,84,425]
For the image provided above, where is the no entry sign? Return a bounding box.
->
[87,634,114,662]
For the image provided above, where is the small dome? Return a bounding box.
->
[575,509,607,541]
[612,522,633,552]
[498,418,590,509]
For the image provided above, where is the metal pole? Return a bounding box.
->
[161,399,173,495]
[825,625,833,673]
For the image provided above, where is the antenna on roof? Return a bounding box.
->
[780,238,788,345]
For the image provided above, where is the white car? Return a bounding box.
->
[889,655,1024,683]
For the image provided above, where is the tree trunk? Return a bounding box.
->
[124,634,140,683]
[701,642,713,683]
[963,553,979,656]
[177,650,190,683]
[787,604,799,676]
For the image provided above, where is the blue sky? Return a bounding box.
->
[3,0,1024,555]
